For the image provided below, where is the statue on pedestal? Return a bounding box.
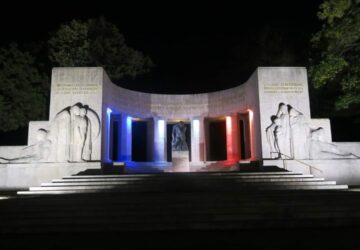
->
[171,122,188,151]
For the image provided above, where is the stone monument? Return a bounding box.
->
[171,122,189,172]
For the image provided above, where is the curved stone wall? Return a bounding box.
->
[103,76,252,119]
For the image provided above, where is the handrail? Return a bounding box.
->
[274,152,323,174]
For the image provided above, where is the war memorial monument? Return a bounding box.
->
[2,67,360,249]
[0,66,359,189]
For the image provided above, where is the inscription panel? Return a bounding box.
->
[263,82,304,94]
[54,83,99,95]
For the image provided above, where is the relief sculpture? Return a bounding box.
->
[266,103,358,160]
[49,103,100,162]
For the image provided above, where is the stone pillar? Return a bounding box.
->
[226,114,240,162]
[191,117,205,162]
[191,118,200,162]
[239,112,252,159]
[120,114,132,161]
[153,117,167,162]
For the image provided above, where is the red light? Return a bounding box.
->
[247,109,254,160]
[226,116,233,161]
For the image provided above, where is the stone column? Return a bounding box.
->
[191,118,200,162]
[191,116,205,162]
[120,114,132,161]
[226,113,240,162]
[153,117,167,162]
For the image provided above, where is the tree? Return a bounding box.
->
[0,44,48,131]
[309,0,360,110]
[48,17,153,81]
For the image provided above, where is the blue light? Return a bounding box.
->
[126,116,132,129]
[106,108,113,162]
[107,107,112,116]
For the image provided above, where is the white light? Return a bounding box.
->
[193,119,200,138]
[107,108,113,162]
[158,119,165,138]
[107,107,112,115]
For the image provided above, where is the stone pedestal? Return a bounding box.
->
[172,151,190,172]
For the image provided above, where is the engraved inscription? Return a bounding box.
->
[54,83,99,95]
[264,83,303,94]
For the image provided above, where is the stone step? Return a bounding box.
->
[50,177,325,184]
[40,181,336,187]
[258,185,348,190]
[62,172,308,179]
[55,175,315,182]
[24,184,346,193]
[12,192,359,208]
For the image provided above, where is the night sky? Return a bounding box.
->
[2,1,358,142]
[0,1,322,93]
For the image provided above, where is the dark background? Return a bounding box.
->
[0,0,358,144]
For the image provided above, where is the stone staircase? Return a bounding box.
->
[1,170,360,249]
[17,171,347,195]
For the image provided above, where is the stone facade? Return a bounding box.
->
[1,66,360,187]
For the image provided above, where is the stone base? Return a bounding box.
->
[0,162,101,189]
[172,151,190,172]
[263,159,360,185]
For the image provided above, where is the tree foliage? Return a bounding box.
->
[0,17,152,133]
[48,17,153,81]
[0,44,48,131]
[309,0,360,110]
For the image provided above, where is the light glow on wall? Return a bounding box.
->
[226,116,232,134]
[158,119,165,138]
[154,119,166,162]
[193,119,200,138]
[106,108,113,120]
[106,108,113,162]
[248,109,254,159]
[126,116,132,130]
[226,116,233,161]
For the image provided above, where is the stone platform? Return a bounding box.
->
[0,162,101,189]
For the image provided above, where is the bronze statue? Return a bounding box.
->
[171,122,188,151]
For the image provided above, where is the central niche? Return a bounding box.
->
[206,118,227,161]
[166,121,191,161]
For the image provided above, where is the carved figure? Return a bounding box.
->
[33,129,52,161]
[309,128,358,159]
[289,107,310,159]
[0,129,52,163]
[80,107,92,161]
[275,103,291,158]
[0,101,98,163]
[49,103,100,162]
[266,116,280,159]
[172,122,188,151]
[51,108,71,162]
[266,103,358,160]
